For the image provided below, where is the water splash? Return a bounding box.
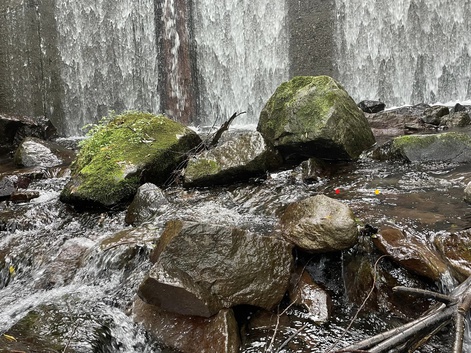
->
[335,0,471,106]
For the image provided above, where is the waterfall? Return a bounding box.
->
[54,0,160,135]
[192,0,289,126]
[335,0,471,107]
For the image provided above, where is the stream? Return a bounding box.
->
[1,136,471,352]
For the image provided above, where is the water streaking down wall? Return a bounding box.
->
[335,0,471,106]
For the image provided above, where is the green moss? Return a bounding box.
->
[258,76,348,143]
[65,111,200,206]
[185,158,221,179]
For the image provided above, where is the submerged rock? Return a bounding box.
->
[280,194,359,252]
[257,76,375,163]
[371,132,471,163]
[14,137,75,168]
[60,112,201,208]
[133,298,240,353]
[138,220,293,317]
[184,130,282,187]
[125,183,170,225]
[373,227,448,281]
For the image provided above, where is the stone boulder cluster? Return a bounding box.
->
[2,75,471,352]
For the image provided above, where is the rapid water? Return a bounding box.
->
[335,0,471,107]
[1,148,470,352]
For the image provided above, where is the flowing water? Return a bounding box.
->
[1,138,470,352]
[335,0,471,107]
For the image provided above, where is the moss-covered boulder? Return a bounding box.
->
[372,132,471,163]
[60,112,201,208]
[138,220,293,317]
[184,130,282,187]
[257,76,375,162]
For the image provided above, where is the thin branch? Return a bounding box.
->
[393,286,456,304]
[275,323,309,353]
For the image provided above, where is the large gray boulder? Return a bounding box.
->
[138,220,293,317]
[184,130,282,187]
[280,195,359,252]
[372,132,471,163]
[60,112,201,208]
[257,76,375,162]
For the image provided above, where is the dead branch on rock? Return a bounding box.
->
[164,111,245,186]
[335,275,471,353]
[208,111,246,148]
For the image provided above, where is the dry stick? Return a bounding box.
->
[453,288,471,353]
[335,307,443,352]
[324,255,389,353]
[275,323,309,353]
[367,304,456,353]
[393,286,456,304]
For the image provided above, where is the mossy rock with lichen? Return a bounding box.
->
[60,111,201,208]
[372,132,471,162]
[183,130,282,187]
[257,76,375,162]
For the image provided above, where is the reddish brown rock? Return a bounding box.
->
[132,298,240,353]
[373,226,448,281]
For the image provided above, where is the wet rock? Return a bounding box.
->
[0,175,18,198]
[357,100,386,113]
[125,183,170,225]
[421,105,449,125]
[288,268,331,323]
[36,238,94,288]
[184,130,282,187]
[10,190,40,203]
[434,230,471,282]
[138,220,293,317]
[373,226,448,281]
[257,76,375,163]
[60,112,202,208]
[0,113,57,151]
[300,157,330,183]
[371,132,471,163]
[452,103,469,113]
[280,195,359,252]
[133,298,240,353]
[441,111,471,128]
[465,181,471,203]
[14,137,75,168]
[365,103,429,137]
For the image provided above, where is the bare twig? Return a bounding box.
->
[393,286,456,304]
[275,323,309,353]
[208,111,246,148]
